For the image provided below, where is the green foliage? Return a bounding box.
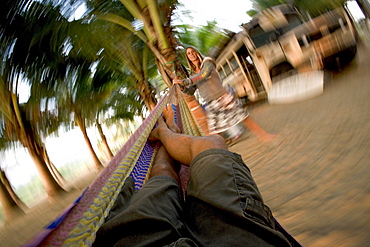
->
[246,9,259,17]
[295,0,348,18]
[0,0,152,179]
[86,0,134,19]
[253,0,286,10]
[175,21,232,57]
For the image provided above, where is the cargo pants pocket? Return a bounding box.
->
[243,197,275,229]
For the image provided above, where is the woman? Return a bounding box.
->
[173,46,275,142]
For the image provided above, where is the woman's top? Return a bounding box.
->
[182,57,228,103]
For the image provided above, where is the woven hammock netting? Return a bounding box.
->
[26,85,203,246]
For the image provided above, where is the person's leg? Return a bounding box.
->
[162,105,181,134]
[93,139,185,246]
[243,116,277,142]
[150,115,228,166]
[184,149,292,246]
[147,108,292,246]
[149,144,180,183]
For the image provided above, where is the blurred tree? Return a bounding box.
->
[0,0,154,182]
[294,0,347,18]
[250,0,284,11]
[57,59,105,170]
[92,68,147,160]
[93,21,161,111]
[0,168,25,222]
[53,52,145,168]
[0,0,68,198]
[175,20,232,56]
[53,17,153,164]
[86,0,210,133]
[95,83,146,159]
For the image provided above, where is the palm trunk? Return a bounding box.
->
[15,111,66,197]
[41,145,66,185]
[0,176,25,222]
[26,143,66,197]
[75,112,103,170]
[96,119,114,160]
[137,79,157,111]
[111,1,209,132]
[1,169,27,209]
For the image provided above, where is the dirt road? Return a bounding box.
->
[229,42,370,246]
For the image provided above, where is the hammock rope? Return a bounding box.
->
[25,85,300,246]
[25,85,194,247]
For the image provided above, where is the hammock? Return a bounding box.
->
[25,85,300,247]
[25,85,203,247]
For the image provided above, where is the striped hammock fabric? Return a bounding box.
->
[25,85,301,247]
[25,85,203,247]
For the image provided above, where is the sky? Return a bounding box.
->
[72,0,253,32]
[175,0,253,32]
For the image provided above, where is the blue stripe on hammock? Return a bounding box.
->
[130,105,179,190]
[130,141,155,190]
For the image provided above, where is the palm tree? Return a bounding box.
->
[94,23,160,111]
[95,83,147,160]
[0,0,72,198]
[91,62,148,160]
[0,168,25,222]
[51,15,158,163]
[54,58,104,170]
[0,76,66,196]
[86,0,210,133]
[175,20,233,57]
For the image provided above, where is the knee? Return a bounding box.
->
[191,135,228,159]
[206,134,228,149]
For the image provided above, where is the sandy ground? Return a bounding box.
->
[228,42,370,246]
[1,38,370,247]
[0,170,100,246]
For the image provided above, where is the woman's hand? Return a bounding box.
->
[173,79,183,85]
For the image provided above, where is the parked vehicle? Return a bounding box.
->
[215,4,357,102]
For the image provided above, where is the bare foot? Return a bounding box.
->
[148,116,168,142]
[243,117,277,142]
[259,133,278,142]
[163,105,181,133]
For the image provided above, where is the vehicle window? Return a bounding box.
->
[218,68,226,80]
[280,14,303,34]
[230,56,239,71]
[249,26,277,48]
[224,62,232,76]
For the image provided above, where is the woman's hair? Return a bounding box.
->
[185,46,204,74]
